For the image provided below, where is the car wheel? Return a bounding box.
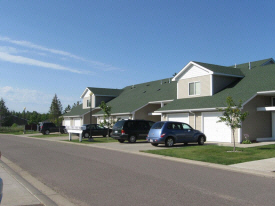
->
[118,139,125,143]
[198,136,204,145]
[84,132,90,138]
[151,143,158,146]
[42,132,46,135]
[184,142,188,146]
[45,130,50,135]
[165,137,174,147]
[128,135,136,143]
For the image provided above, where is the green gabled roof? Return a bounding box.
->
[63,104,90,117]
[158,59,275,112]
[95,78,177,115]
[193,61,244,77]
[87,87,122,96]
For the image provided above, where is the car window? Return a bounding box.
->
[97,125,104,129]
[113,121,125,129]
[167,123,182,130]
[137,121,148,130]
[182,124,192,130]
[151,122,164,129]
[91,125,96,129]
[125,121,136,129]
[148,121,155,127]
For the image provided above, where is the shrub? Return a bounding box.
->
[11,123,18,128]
[242,140,252,144]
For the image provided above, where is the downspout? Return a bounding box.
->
[189,110,196,129]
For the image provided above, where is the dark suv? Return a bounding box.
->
[40,122,66,135]
[111,120,155,143]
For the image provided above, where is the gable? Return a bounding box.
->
[179,64,210,80]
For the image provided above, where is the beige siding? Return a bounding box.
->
[242,96,272,141]
[195,112,202,131]
[83,108,100,124]
[83,95,96,109]
[135,104,161,122]
[212,76,239,94]
[178,75,211,99]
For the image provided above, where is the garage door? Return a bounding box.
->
[64,119,71,126]
[74,118,81,127]
[202,112,231,142]
[167,113,189,124]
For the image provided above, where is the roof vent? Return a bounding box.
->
[146,84,150,86]
[157,89,161,91]
[143,91,146,93]
[234,64,236,68]
[169,78,171,83]
[161,80,163,85]
[131,85,135,89]
[249,62,251,70]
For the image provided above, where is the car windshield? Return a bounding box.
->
[151,122,164,129]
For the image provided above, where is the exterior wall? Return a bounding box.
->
[195,112,202,131]
[178,75,211,99]
[242,96,272,141]
[83,108,100,124]
[212,75,239,94]
[83,95,96,109]
[135,104,161,122]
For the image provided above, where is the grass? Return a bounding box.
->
[31,133,69,138]
[64,137,117,144]
[143,144,275,165]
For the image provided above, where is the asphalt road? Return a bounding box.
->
[0,134,275,206]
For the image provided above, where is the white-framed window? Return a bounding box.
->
[87,99,91,107]
[189,82,200,96]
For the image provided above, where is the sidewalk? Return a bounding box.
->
[0,161,43,206]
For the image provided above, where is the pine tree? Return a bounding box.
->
[0,98,12,126]
[49,94,63,126]
[64,104,71,113]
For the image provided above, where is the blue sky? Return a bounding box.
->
[0,0,274,113]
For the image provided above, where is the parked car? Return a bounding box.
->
[147,121,206,147]
[81,124,111,138]
[111,120,155,143]
[40,122,66,135]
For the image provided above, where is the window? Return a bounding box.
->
[87,99,91,107]
[189,82,200,95]
[151,122,164,129]
[167,123,182,130]
[182,123,192,130]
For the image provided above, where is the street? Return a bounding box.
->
[0,134,275,206]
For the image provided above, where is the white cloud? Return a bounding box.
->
[0,51,92,74]
[0,36,123,71]
[0,86,77,113]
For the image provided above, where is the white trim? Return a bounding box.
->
[210,74,213,96]
[155,107,224,113]
[80,88,89,99]
[93,112,131,117]
[257,107,275,111]
[149,112,162,116]
[257,90,275,95]
[172,61,244,82]
[188,81,200,96]
[148,100,174,104]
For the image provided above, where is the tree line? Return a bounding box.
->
[0,94,80,127]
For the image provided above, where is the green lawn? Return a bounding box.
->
[143,144,275,165]
[31,133,69,138]
[65,137,117,144]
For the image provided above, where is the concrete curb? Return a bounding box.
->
[0,156,76,206]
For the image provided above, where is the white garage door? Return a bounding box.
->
[64,119,71,126]
[202,112,231,142]
[167,113,189,124]
[74,118,81,127]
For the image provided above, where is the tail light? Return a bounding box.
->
[121,130,125,135]
[160,133,166,138]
